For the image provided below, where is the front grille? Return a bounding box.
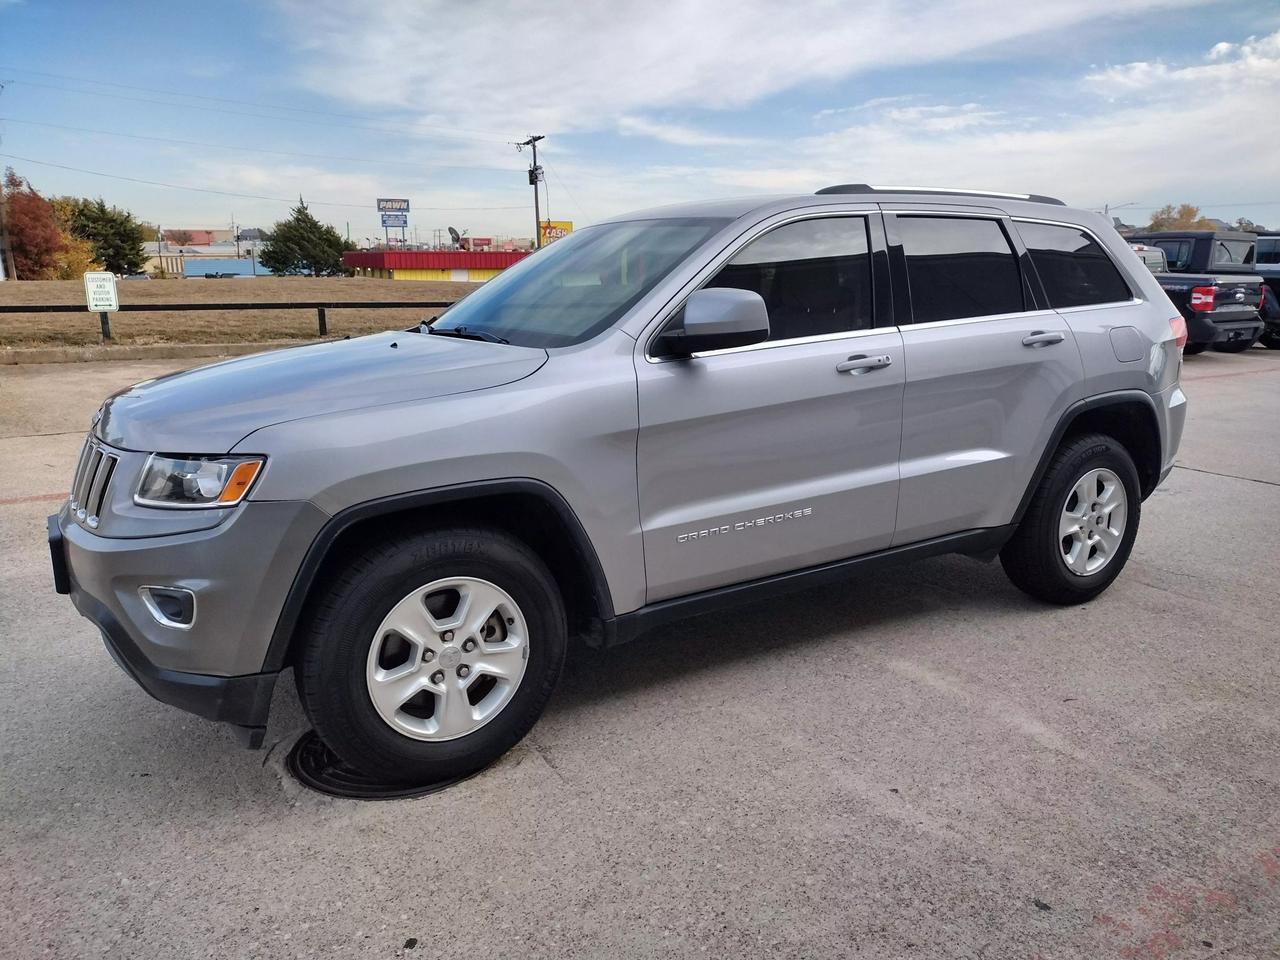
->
[69,436,119,529]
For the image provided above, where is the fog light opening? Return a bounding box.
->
[139,586,196,629]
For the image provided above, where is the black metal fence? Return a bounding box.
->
[0,300,455,341]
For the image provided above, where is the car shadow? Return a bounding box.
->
[549,552,1029,717]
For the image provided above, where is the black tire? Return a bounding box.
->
[295,527,567,782]
[1182,341,1208,355]
[1212,335,1259,354]
[1262,332,1280,350]
[1000,433,1141,605]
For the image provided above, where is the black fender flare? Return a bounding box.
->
[1012,389,1162,526]
[261,478,615,673]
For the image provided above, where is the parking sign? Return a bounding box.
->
[83,272,119,312]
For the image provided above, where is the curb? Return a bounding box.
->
[1,339,324,365]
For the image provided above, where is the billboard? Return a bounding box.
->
[381,213,408,228]
[539,220,573,245]
[377,198,410,212]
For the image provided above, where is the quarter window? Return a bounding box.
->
[1258,238,1280,265]
[704,217,873,341]
[1018,221,1131,308]
[896,216,1023,323]
[1212,239,1255,266]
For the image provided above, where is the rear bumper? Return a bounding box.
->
[1186,312,1263,345]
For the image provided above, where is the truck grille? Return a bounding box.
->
[69,437,119,529]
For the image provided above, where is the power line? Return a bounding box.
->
[544,162,593,223]
[0,65,512,141]
[0,153,529,211]
[4,79,512,145]
[0,116,522,175]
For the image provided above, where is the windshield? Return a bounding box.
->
[430,217,729,347]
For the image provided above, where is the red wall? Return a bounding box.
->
[343,250,529,270]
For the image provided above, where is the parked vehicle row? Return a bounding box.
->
[51,185,1187,782]
[1128,229,1269,353]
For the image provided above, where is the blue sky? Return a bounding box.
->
[2,0,1278,241]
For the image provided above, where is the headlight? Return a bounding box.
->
[135,454,264,508]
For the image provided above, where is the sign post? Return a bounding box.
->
[83,271,119,341]
[377,199,410,247]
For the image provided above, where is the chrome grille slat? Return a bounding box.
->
[75,447,103,510]
[69,439,94,507]
[85,453,117,523]
[68,435,120,528]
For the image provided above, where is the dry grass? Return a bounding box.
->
[0,276,482,347]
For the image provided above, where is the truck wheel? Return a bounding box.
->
[1262,332,1280,350]
[295,527,567,783]
[1212,335,1259,354]
[1000,433,1141,605]
[1182,341,1208,355]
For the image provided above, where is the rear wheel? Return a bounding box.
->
[1262,332,1280,349]
[1000,433,1141,605]
[295,527,567,782]
[1182,341,1208,355]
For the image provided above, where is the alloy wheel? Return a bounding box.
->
[1058,467,1127,577]
[365,577,529,741]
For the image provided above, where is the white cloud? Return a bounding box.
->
[278,0,1202,134]
[617,116,756,147]
[1084,29,1280,95]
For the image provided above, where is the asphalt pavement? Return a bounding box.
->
[2,348,1278,959]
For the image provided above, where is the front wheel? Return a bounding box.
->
[1182,341,1208,356]
[295,527,567,782]
[1000,433,1141,605]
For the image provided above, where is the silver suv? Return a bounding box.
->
[49,185,1188,781]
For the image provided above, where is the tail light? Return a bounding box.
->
[1189,286,1215,311]
[1169,315,1187,350]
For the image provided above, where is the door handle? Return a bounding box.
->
[836,354,893,374]
[1022,331,1066,347]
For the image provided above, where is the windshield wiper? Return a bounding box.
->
[426,325,509,344]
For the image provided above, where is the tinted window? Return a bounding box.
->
[1019,221,1131,307]
[705,217,873,341]
[897,216,1023,323]
[1213,239,1255,266]
[431,217,727,347]
[1258,238,1280,265]
[1153,240,1192,270]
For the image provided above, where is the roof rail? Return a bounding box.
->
[815,183,1066,206]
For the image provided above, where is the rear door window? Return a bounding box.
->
[1018,221,1131,308]
[1152,240,1192,270]
[704,216,874,341]
[896,216,1024,323]
[1257,238,1280,265]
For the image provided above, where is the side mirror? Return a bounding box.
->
[653,288,770,358]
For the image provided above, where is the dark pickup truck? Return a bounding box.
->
[1128,230,1266,354]
[1255,233,1280,349]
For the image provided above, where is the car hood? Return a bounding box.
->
[95,331,548,453]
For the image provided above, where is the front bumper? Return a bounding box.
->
[51,497,328,745]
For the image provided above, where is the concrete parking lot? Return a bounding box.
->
[2,350,1278,959]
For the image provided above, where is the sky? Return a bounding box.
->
[1,0,1278,242]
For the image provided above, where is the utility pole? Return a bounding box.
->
[231,213,241,257]
[517,134,545,248]
[0,175,15,281]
